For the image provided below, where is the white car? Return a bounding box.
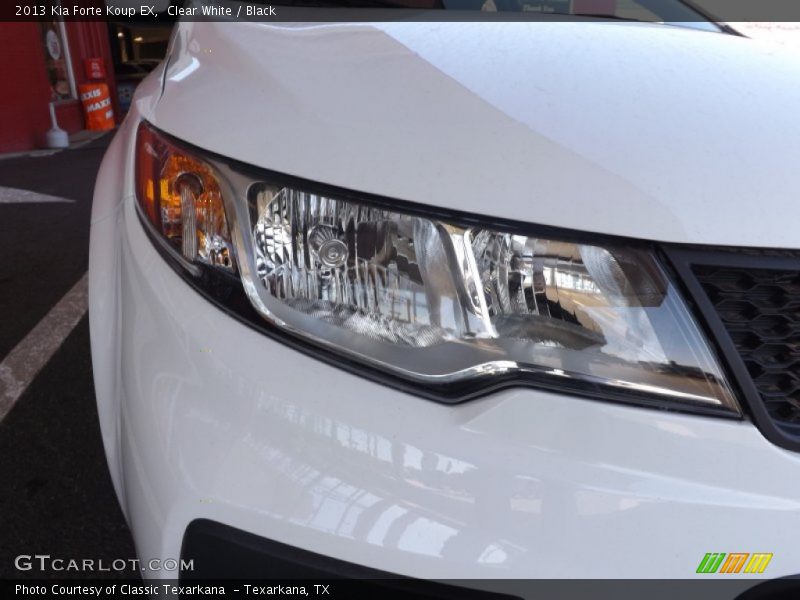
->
[89,1,800,592]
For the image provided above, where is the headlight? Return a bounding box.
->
[135,122,740,415]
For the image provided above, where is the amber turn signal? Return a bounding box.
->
[135,122,235,272]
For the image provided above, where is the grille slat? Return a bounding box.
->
[694,265,800,429]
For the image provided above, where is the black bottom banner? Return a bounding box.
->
[5,578,800,600]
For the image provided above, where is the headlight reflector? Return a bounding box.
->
[240,183,738,412]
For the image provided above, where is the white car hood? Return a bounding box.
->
[148,20,800,248]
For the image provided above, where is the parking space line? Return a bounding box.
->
[0,186,75,204]
[0,273,88,423]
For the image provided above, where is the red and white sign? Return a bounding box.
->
[84,57,105,80]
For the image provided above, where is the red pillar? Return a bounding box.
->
[64,21,121,125]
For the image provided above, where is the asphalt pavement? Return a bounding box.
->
[0,136,138,578]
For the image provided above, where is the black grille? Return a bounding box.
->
[693,265,800,433]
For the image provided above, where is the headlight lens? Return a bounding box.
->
[135,123,739,414]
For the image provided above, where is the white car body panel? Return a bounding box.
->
[89,195,800,581]
[145,20,800,248]
[89,18,800,586]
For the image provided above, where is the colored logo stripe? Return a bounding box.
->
[720,553,749,574]
[744,554,773,574]
[697,553,726,574]
[696,553,773,574]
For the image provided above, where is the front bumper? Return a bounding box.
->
[86,189,800,582]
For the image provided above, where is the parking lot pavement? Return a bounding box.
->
[0,142,97,360]
[0,137,138,578]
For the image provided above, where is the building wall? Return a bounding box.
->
[0,23,54,152]
[0,21,118,153]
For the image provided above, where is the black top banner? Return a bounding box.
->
[4,0,800,23]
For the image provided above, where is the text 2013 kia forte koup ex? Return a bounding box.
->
[89,7,800,587]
